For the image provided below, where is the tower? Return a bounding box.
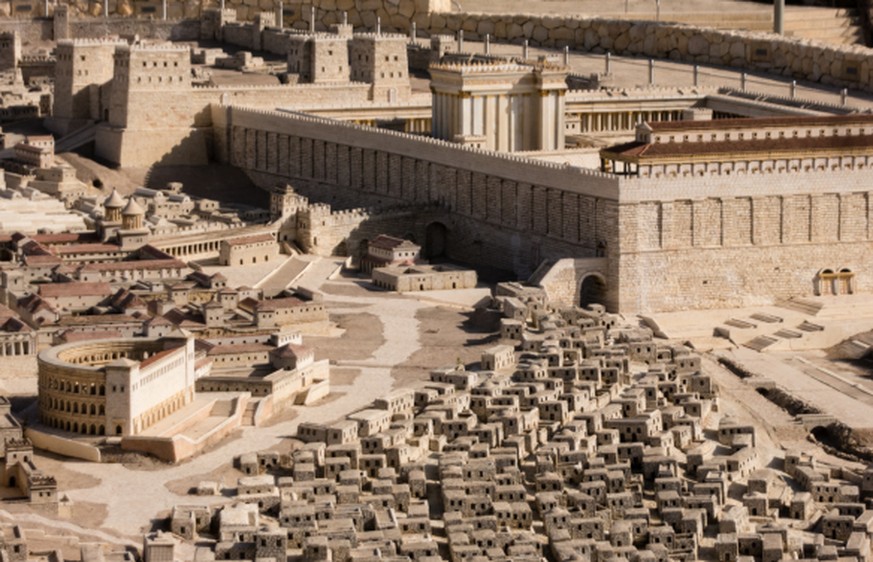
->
[0,32,21,72]
[107,44,191,130]
[52,39,122,129]
[349,33,411,102]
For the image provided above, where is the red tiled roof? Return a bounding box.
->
[23,254,62,267]
[53,244,122,255]
[32,233,97,245]
[39,282,112,299]
[601,134,873,161]
[140,347,181,368]
[79,259,186,272]
[225,233,275,247]
[57,314,139,326]
[255,297,306,311]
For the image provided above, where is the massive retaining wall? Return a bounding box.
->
[214,104,622,305]
[214,103,873,313]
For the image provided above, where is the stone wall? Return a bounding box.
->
[616,170,873,312]
[420,14,873,92]
[216,105,873,313]
[28,1,873,95]
[215,105,621,292]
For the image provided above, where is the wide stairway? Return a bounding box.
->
[783,6,865,46]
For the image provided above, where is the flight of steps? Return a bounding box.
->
[242,400,258,425]
[784,7,865,46]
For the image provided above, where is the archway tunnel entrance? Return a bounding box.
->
[579,274,607,309]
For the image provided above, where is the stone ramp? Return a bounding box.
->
[54,122,97,153]
[774,297,824,316]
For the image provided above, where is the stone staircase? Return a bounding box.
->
[54,122,97,153]
[744,334,779,352]
[784,7,865,46]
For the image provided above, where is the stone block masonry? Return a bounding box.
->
[214,104,620,293]
[216,104,873,314]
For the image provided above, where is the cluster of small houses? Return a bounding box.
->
[131,284,873,562]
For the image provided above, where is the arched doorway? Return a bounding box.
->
[425,222,448,260]
[579,274,607,309]
[837,268,855,295]
[815,268,835,295]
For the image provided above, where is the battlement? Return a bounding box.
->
[57,37,125,48]
[5,438,31,450]
[430,60,531,74]
[20,55,56,63]
[29,474,57,487]
[116,43,190,54]
[351,32,408,41]
[300,200,437,228]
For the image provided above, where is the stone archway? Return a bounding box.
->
[579,273,608,309]
[837,267,855,295]
[815,268,835,296]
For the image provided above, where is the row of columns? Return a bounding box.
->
[404,118,432,134]
[0,340,32,356]
[574,110,682,133]
[163,239,222,257]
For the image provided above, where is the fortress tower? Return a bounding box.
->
[51,39,123,132]
[349,33,411,102]
[287,33,350,84]
[96,43,207,166]
[429,60,568,152]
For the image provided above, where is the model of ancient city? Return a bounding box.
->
[3,0,873,560]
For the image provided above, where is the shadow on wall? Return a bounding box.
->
[145,163,270,209]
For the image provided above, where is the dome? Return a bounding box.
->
[103,188,125,209]
[121,198,145,216]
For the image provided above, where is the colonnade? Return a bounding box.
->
[161,239,222,258]
[569,109,684,133]
[0,339,32,356]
